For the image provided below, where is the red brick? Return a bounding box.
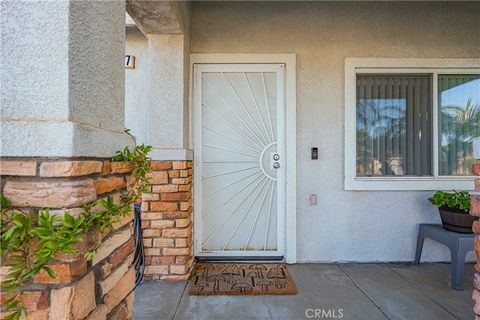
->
[4,180,96,208]
[472,195,480,217]
[141,220,151,229]
[0,160,37,176]
[475,273,480,291]
[178,184,191,192]
[163,248,191,256]
[474,220,480,234]
[151,256,176,265]
[143,238,152,247]
[54,230,99,263]
[49,272,95,319]
[22,290,49,311]
[104,268,135,312]
[172,177,192,185]
[172,161,189,169]
[40,161,102,177]
[109,238,135,267]
[151,202,178,211]
[94,176,125,195]
[176,256,189,264]
[175,218,190,228]
[143,229,162,237]
[161,192,191,202]
[125,291,135,319]
[179,200,192,211]
[151,161,172,171]
[160,274,190,281]
[163,209,192,219]
[175,238,190,248]
[476,236,480,272]
[163,228,191,238]
[102,160,111,175]
[144,248,161,256]
[112,210,134,230]
[146,171,168,184]
[473,289,480,316]
[170,265,187,274]
[33,261,86,284]
[145,266,168,275]
[98,261,113,279]
[179,170,189,178]
[168,170,180,178]
[142,193,160,201]
[92,228,131,266]
[152,184,178,193]
[109,303,129,320]
[153,237,175,247]
[110,162,133,173]
[141,212,163,220]
[473,163,480,176]
[126,175,136,191]
[150,220,175,229]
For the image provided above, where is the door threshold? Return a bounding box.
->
[195,256,284,263]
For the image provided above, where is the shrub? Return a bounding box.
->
[428,191,470,213]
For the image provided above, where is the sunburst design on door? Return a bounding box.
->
[199,69,281,253]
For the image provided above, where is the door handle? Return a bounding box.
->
[273,162,280,169]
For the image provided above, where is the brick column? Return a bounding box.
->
[0,159,135,319]
[471,163,480,318]
[141,161,194,280]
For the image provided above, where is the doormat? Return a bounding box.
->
[188,263,297,295]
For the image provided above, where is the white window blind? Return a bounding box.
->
[438,74,480,176]
[356,75,432,177]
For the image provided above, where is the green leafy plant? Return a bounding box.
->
[428,190,471,213]
[0,137,151,319]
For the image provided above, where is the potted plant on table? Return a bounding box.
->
[428,191,475,234]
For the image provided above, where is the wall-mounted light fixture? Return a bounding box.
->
[474,137,480,160]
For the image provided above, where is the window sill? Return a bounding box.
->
[344,176,476,191]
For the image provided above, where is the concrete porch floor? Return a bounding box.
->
[134,263,475,320]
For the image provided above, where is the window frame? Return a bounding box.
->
[345,58,480,191]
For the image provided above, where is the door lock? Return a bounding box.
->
[273,154,280,161]
[273,162,280,169]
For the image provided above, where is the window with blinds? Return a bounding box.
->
[439,75,480,176]
[356,75,432,177]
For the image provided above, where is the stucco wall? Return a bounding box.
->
[125,1,191,155]
[1,0,132,157]
[1,0,70,121]
[69,0,126,132]
[189,1,480,262]
[125,27,148,145]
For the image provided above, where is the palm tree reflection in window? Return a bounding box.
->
[356,75,432,177]
[439,75,480,176]
[356,98,408,176]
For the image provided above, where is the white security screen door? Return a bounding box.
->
[193,64,286,257]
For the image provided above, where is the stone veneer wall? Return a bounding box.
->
[141,160,194,280]
[0,158,136,320]
[471,163,480,319]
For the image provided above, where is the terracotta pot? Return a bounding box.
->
[438,206,475,234]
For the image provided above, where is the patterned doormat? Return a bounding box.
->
[188,263,297,295]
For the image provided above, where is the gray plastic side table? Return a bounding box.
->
[415,223,474,290]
